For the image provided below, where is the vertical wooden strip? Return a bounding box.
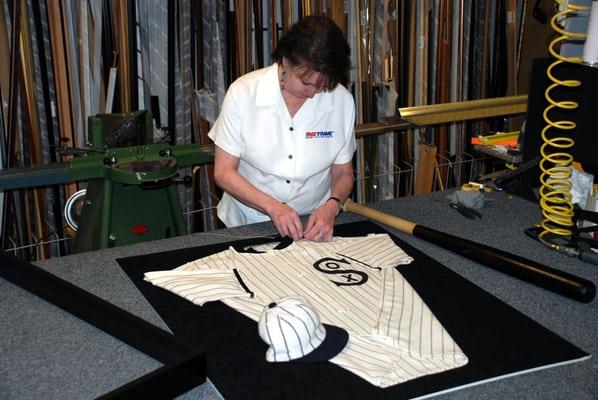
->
[236,0,252,74]
[447,0,459,171]
[127,0,138,109]
[0,2,10,127]
[398,1,414,196]
[253,0,263,68]
[505,0,517,97]
[46,1,74,152]
[327,0,346,36]
[80,0,90,133]
[367,0,375,118]
[245,0,253,72]
[415,142,437,194]
[490,1,505,105]
[32,0,67,256]
[436,0,450,182]
[61,1,84,147]
[190,7,200,140]
[168,0,175,138]
[3,0,24,252]
[302,0,310,16]
[233,0,245,76]
[19,0,49,258]
[421,1,431,107]
[406,1,415,108]
[404,1,416,195]
[240,0,247,73]
[456,0,470,184]
[190,0,202,89]
[353,0,363,124]
[365,0,377,201]
[515,0,527,84]
[282,0,293,33]
[113,0,131,111]
[20,3,41,155]
[480,0,490,101]
[352,0,365,202]
[89,0,103,117]
[190,2,203,231]
[270,0,278,50]
[228,1,239,80]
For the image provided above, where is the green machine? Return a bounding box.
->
[0,110,214,253]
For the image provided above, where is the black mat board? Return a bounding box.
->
[117,221,589,400]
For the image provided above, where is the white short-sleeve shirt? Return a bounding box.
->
[208,63,356,227]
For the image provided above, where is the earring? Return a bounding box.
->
[280,65,286,90]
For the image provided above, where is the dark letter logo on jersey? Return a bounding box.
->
[313,257,368,286]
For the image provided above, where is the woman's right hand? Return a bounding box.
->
[268,202,304,241]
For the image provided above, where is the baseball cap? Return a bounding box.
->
[258,295,349,363]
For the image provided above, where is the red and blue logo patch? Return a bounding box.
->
[305,130,334,139]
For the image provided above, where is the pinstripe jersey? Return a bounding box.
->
[145,234,468,387]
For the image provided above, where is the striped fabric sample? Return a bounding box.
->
[144,234,468,387]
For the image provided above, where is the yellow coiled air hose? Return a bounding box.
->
[538,0,590,253]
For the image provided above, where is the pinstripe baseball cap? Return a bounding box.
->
[258,295,349,363]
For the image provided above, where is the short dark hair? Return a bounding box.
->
[271,16,350,90]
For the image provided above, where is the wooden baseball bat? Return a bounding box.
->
[343,199,596,303]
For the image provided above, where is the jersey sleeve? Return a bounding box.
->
[207,82,247,158]
[336,234,413,269]
[144,269,253,306]
[176,247,236,271]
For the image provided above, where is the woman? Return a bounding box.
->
[209,15,355,242]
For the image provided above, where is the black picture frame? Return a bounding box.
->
[0,250,206,399]
[117,221,589,400]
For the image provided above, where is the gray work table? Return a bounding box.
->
[1,191,597,399]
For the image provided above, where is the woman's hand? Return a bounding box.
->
[268,202,304,241]
[303,200,338,242]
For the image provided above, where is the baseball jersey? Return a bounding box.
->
[145,234,468,388]
[207,63,356,227]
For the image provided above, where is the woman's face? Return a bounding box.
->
[282,62,329,99]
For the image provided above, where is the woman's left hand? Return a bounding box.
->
[303,201,338,242]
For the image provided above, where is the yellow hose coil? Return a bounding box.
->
[538,0,590,246]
